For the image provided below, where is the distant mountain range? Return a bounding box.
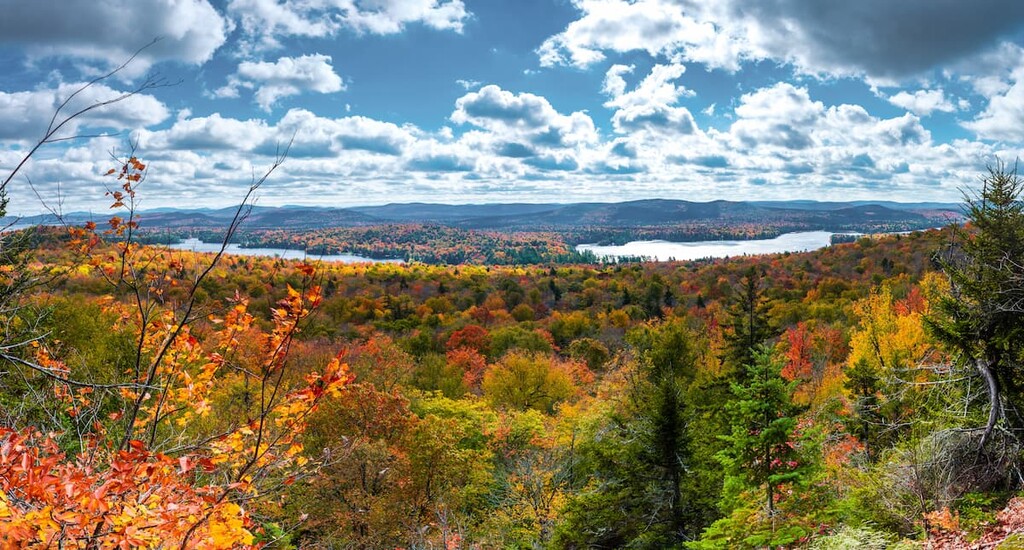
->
[4,199,964,232]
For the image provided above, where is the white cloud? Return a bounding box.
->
[603,64,697,135]
[887,89,956,116]
[604,64,693,108]
[964,64,1024,141]
[451,85,598,148]
[0,0,229,76]
[601,64,635,98]
[227,0,469,50]
[275,109,416,156]
[0,83,169,141]
[140,108,419,159]
[729,82,823,149]
[955,46,1024,141]
[142,113,271,152]
[541,0,1024,80]
[335,0,469,34]
[228,0,334,47]
[215,54,345,111]
[0,79,1004,214]
[538,0,743,70]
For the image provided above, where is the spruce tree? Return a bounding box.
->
[552,321,709,547]
[926,161,1024,445]
[722,267,778,377]
[718,346,805,523]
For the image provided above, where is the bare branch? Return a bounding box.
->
[2,38,179,195]
[0,352,160,390]
[120,138,293,450]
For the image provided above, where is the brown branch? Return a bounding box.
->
[0,352,159,390]
[120,139,292,450]
[2,38,177,195]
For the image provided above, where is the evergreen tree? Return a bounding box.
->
[722,267,778,377]
[553,320,708,548]
[926,162,1024,445]
[842,358,886,462]
[718,346,805,525]
[641,320,697,537]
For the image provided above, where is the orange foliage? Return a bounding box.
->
[781,322,813,382]
[447,324,491,353]
[448,347,488,391]
[0,157,351,548]
[0,430,252,549]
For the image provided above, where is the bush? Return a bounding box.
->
[810,525,895,549]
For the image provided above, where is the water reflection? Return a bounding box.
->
[167,238,403,264]
[575,231,841,261]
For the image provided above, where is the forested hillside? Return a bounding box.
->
[7,199,960,265]
[3,157,1024,548]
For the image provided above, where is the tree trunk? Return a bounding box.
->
[976,357,1002,449]
[671,464,682,538]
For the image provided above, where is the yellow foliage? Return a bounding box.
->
[848,283,939,377]
[203,503,255,549]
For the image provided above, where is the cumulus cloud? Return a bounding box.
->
[887,89,956,116]
[524,154,580,172]
[541,0,1024,80]
[451,85,598,148]
[406,140,478,172]
[0,0,228,75]
[141,108,417,160]
[538,0,743,70]
[729,83,823,149]
[754,89,929,152]
[963,64,1024,141]
[215,54,345,111]
[0,77,1003,213]
[0,83,169,141]
[228,0,469,50]
[274,109,415,156]
[604,64,693,109]
[337,0,469,34]
[603,63,697,135]
[142,113,271,152]
[601,64,634,97]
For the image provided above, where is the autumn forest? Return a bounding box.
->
[3,42,1024,548]
[2,136,1024,550]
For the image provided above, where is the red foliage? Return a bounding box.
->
[895,286,927,316]
[448,347,488,391]
[782,322,813,381]
[926,498,1024,548]
[446,324,491,353]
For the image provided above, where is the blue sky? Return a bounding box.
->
[2,0,1024,214]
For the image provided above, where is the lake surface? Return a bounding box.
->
[166,238,403,264]
[576,231,841,261]
[2,222,43,232]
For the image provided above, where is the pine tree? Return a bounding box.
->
[722,267,778,378]
[926,161,1024,446]
[843,358,884,461]
[718,345,805,524]
[552,321,707,547]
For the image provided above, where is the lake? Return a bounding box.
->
[166,238,403,264]
[576,231,843,261]
[2,222,44,233]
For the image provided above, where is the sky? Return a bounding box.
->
[2,0,1024,214]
